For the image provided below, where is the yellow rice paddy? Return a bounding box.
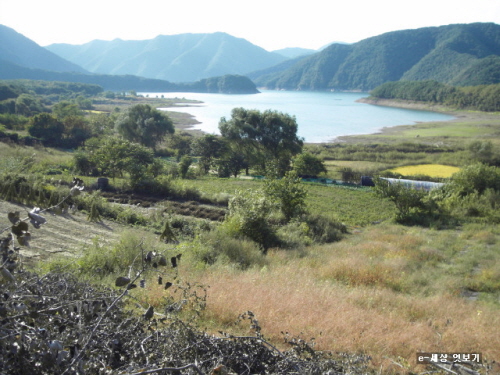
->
[389,164,460,178]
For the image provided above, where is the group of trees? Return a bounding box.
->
[1,78,326,188]
[370,80,500,112]
[73,105,322,186]
[219,108,304,176]
[0,81,107,148]
[73,104,328,185]
[182,107,329,179]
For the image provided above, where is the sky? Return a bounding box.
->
[1,0,500,51]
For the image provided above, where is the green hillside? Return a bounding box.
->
[254,23,500,91]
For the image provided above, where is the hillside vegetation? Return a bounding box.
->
[368,80,500,112]
[254,23,500,91]
[1,79,500,373]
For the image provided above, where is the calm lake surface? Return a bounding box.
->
[144,90,454,143]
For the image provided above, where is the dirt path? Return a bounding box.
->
[0,200,122,263]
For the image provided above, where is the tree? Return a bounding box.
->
[292,152,327,177]
[219,108,303,176]
[28,113,64,147]
[80,137,154,180]
[115,104,174,150]
[63,115,92,148]
[263,171,307,222]
[52,101,82,119]
[179,155,193,178]
[167,133,193,161]
[215,146,248,178]
[191,134,226,174]
[87,113,116,137]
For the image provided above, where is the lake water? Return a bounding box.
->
[143,90,454,143]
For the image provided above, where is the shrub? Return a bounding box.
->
[373,177,429,223]
[446,163,500,196]
[304,214,347,243]
[263,171,307,222]
[72,231,165,277]
[191,229,267,269]
[227,189,279,251]
[276,220,312,248]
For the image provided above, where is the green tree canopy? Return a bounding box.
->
[263,171,307,222]
[292,152,327,177]
[52,101,82,120]
[191,134,226,174]
[77,137,154,179]
[15,94,45,116]
[28,113,64,147]
[219,108,303,176]
[115,104,174,150]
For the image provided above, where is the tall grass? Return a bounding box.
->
[198,268,499,373]
[175,222,500,373]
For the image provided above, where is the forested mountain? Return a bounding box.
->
[46,33,287,83]
[0,25,88,73]
[253,23,500,91]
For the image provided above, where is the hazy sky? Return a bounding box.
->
[1,0,500,51]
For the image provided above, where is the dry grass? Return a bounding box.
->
[197,269,499,373]
[182,224,500,373]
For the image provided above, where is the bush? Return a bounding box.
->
[191,229,267,269]
[69,230,165,278]
[263,171,307,222]
[304,214,347,243]
[373,177,429,223]
[276,220,312,248]
[227,189,279,251]
[446,163,500,196]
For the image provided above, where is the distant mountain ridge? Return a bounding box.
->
[272,47,317,59]
[46,33,288,83]
[0,24,87,73]
[253,23,500,91]
[4,22,500,93]
[0,25,258,93]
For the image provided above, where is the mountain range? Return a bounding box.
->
[0,25,259,93]
[252,23,500,91]
[2,22,500,93]
[45,33,288,83]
